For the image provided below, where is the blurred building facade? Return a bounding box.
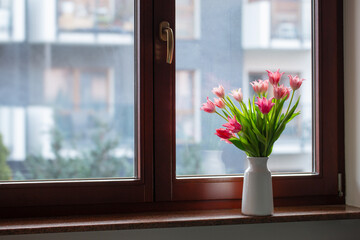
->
[0,0,313,179]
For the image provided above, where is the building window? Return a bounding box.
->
[0,0,11,39]
[271,0,302,40]
[57,0,134,33]
[44,68,113,112]
[242,0,311,49]
[176,0,200,39]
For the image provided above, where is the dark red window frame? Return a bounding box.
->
[0,0,344,218]
[154,0,344,206]
[0,0,155,218]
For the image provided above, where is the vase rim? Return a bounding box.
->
[246,156,269,160]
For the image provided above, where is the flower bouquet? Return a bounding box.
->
[201,69,304,157]
[200,69,304,216]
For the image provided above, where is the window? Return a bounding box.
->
[271,0,303,40]
[0,0,24,42]
[154,0,344,204]
[175,0,200,39]
[0,0,344,217]
[58,0,134,33]
[0,0,11,39]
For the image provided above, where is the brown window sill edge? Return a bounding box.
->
[1,205,360,236]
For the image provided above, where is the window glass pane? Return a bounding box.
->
[176,0,312,176]
[0,0,135,181]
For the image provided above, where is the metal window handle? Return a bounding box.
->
[159,21,174,64]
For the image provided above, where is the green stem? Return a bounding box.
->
[264,113,269,155]
[271,99,277,120]
[215,111,228,121]
[224,97,242,114]
[223,97,235,109]
[240,101,251,120]
[223,107,232,118]
[285,91,295,116]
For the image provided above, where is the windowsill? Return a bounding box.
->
[1,205,360,236]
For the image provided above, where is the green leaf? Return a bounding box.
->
[222,110,230,119]
[251,126,266,145]
[252,95,256,115]
[266,145,274,157]
[255,107,265,133]
[274,98,286,121]
[229,138,257,157]
[287,111,301,122]
[239,115,251,129]
[229,138,245,150]
[241,137,259,154]
[279,96,301,128]
[226,98,244,123]
[248,98,253,118]
[273,124,286,143]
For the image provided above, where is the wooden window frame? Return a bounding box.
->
[154,0,344,205]
[0,0,344,218]
[0,0,154,218]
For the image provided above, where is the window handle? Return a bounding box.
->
[159,21,174,64]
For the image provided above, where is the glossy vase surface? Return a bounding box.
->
[241,157,273,216]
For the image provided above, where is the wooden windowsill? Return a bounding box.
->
[1,205,360,236]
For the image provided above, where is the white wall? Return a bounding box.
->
[2,1,360,239]
[344,0,360,207]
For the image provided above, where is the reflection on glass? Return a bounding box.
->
[176,0,312,176]
[0,0,135,181]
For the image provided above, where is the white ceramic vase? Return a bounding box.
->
[241,157,274,216]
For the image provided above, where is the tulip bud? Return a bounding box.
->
[214,98,226,109]
[266,69,284,86]
[255,97,275,114]
[212,85,225,98]
[289,75,305,91]
[200,97,216,113]
[230,88,243,102]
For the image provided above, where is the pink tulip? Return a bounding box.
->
[289,75,305,90]
[222,116,242,133]
[212,85,225,98]
[260,79,269,93]
[266,69,284,86]
[250,79,269,94]
[250,80,261,94]
[255,97,275,114]
[214,98,226,109]
[215,128,235,144]
[273,85,292,100]
[200,97,216,113]
[230,88,243,102]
